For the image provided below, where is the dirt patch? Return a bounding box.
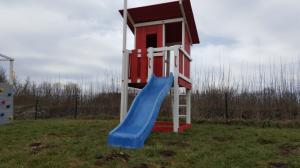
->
[133,163,149,168]
[212,136,233,143]
[268,162,289,168]
[279,144,300,156]
[30,142,42,148]
[29,142,56,154]
[257,138,275,145]
[105,151,129,162]
[95,151,130,166]
[159,150,176,158]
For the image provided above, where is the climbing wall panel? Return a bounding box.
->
[0,83,14,125]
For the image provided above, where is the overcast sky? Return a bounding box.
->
[0,0,299,84]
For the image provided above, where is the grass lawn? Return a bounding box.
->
[0,119,300,168]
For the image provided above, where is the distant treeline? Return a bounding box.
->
[3,61,300,122]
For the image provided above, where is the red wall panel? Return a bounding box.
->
[140,49,148,83]
[185,29,191,54]
[179,52,183,74]
[129,50,137,83]
[130,24,192,89]
[183,28,191,82]
[130,24,163,87]
[136,25,163,50]
[184,57,190,78]
[154,57,163,77]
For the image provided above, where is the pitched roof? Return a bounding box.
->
[120,0,200,44]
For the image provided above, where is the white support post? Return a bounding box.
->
[163,50,166,77]
[120,51,129,122]
[9,60,14,85]
[120,0,129,122]
[186,89,191,124]
[172,46,180,132]
[147,48,154,81]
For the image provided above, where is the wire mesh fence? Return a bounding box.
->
[14,88,300,122]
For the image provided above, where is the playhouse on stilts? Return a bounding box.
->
[108,0,199,149]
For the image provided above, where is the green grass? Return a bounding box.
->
[0,120,300,168]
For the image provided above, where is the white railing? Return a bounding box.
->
[147,45,191,83]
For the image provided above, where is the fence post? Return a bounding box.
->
[35,97,38,120]
[74,89,78,119]
[225,92,229,124]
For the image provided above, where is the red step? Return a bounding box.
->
[152,121,191,133]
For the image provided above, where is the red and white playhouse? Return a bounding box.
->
[119,0,200,133]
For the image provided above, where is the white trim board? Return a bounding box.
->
[179,0,193,46]
[134,18,183,28]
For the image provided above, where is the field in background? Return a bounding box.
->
[0,119,300,168]
[13,71,300,122]
[7,60,300,122]
[0,60,299,121]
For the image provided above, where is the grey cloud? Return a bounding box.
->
[0,0,299,85]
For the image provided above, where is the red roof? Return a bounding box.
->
[120,0,200,44]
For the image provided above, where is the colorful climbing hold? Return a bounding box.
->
[0,88,4,93]
[0,113,4,117]
[1,100,5,105]
[7,93,12,97]
[6,105,10,109]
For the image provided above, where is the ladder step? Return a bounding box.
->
[179,105,187,107]
[179,93,186,96]
[179,115,187,118]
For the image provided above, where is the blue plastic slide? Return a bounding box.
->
[108,73,174,149]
